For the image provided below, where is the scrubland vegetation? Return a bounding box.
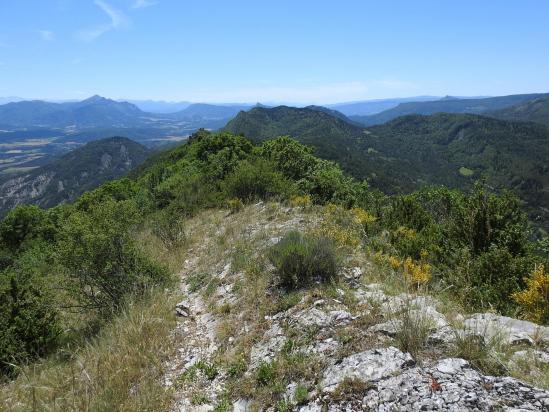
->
[0,130,547,409]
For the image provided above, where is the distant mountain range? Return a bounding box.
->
[2,92,549,222]
[225,106,549,227]
[166,103,255,121]
[0,136,150,215]
[3,93,548,130]
[0,95,145,128]
[351,93,549,126]
[125,99,192,113]
[490,95,549,126]
[0,96,257,130]
[326,96,443,116]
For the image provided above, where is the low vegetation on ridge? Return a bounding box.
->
[0,130,547,409]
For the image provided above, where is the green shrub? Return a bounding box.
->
[0,245,61,377]
[0,205,55,253]
[150,209,186,249]
[464,247,534,314]
[269,231,339,290]
[223,158,293,202]
[57,199,169,315]
[453,184,530,256]
[258,136,317,180]
[189,132,253,179]
[298,160,357,206]
[257,361,278,386]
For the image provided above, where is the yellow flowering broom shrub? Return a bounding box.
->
[350,207,376,226]
[289,194,312,208]
[512,264,549,324]
[373,251,402,270]
[312,203,363,248]
[403,257,431,286]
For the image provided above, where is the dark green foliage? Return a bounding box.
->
[223,158,293,202]
[490,96,549,126]
[225,107,549,228]
[453,184,530,256]
[0,245,60,377]
[352,93,548,126]
[269,231,339,290]
[0,205,55,253]
[377,184,537,313]
[465,247,534,314]
[224,106,369,179]
[74,178,151,212]
[187,131,253,179]
[258,136,317,180]
[57,199,169,315]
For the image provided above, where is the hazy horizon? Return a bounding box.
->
[0,93,494,106]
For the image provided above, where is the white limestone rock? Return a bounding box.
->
[321,346,415,392]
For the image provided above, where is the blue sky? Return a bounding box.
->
[1,0,548,104]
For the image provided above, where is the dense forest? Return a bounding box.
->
[225,107,549,230]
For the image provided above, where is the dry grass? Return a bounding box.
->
[0,289,179,412]
[330,377,374,401]
[392,303,434,360]
[508,350,549,390]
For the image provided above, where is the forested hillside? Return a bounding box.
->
[490,95,549,125]
[225,107,549,228]
[351,93,548,126]
[0,136,149,215]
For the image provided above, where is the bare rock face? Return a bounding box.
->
[321,347,415,392]
[294,307,354,328]
[359,358,549,411]
[301,357,549,411]
[464,313,549,346]
[0,172,54,211]
[250,323,287,368]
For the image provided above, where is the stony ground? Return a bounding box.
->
[163,202,549,411]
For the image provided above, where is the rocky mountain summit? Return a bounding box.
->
[162,202,549,411]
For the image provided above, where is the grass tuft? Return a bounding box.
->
[0,289,178,411]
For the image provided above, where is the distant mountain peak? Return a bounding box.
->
[83,95,109,103]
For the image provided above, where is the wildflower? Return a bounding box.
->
[403,257,431,285]
[512,264,549,324]
[351,207,376,226]
[394,226,417,239]
[290,194,312,208]
[388,255,402,270]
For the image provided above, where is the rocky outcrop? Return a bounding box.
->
[464,313,549,346]
[164,202,549,411]
[321,347,415,392]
